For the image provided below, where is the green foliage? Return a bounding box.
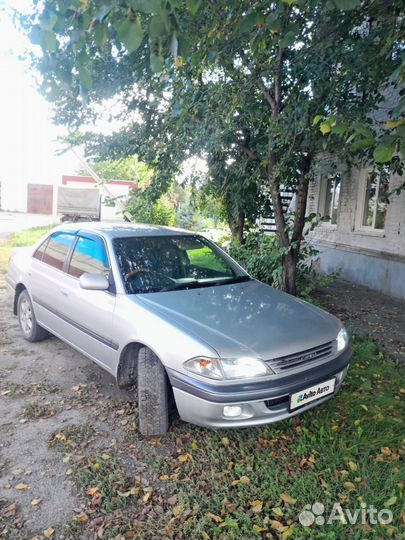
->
[228,231,318,297]
[20,0,405,294]
[77,156,152,184]
[127,190,175,226]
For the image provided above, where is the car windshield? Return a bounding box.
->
[113,234,250,294]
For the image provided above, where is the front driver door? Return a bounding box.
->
[56,233,117,374]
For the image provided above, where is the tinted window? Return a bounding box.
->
[42,233,75,270]
[68,236,109,278]
[113,235,248,294]
[33,238,49,261]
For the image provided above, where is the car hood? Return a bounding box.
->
[135,280,341,359]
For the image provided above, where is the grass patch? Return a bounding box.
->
[0,225,54,273]
[22,400,60,421]
[134,339,405,540]
[46,340,404,540]
[48,423,95,452]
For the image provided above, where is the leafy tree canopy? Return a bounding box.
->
[20,0,405,293]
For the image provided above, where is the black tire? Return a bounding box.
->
[17,290,48,343]
[137,347,169,436]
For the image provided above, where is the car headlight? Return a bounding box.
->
[336,327,349,352]
[183,356,273,380]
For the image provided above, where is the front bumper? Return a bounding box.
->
[168,347,352,428]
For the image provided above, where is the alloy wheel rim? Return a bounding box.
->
[20,298,32,336]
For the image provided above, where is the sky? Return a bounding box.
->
[0,0,80,211]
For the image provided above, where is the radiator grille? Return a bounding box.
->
[267,341,335,374]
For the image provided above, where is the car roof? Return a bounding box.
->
[52,221,197,239]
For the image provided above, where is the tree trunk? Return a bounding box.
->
[279,154,312,295]
[228,210,245,243]
[281,249,297,295]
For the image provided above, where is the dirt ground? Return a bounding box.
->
[0,276,139,539]
[313,278,405,364]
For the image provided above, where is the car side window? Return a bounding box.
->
[68,236,110,278]
[41,232,76,271]
[33,238,50,261]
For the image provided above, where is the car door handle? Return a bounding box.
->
[60,289,69,297]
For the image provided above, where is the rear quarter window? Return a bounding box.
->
[33,238,50,261]
[41,232,75,271]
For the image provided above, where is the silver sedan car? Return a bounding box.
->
[6,223,352,436]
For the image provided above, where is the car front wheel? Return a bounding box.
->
[17,290,48,342]
[137,346,169,436]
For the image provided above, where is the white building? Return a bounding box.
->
[307,159,405,300]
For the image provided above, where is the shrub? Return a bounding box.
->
[227,230,327,298]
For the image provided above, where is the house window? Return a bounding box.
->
[361,171,389,230]
[322,173,341,224]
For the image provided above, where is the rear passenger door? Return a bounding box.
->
[56,233,116,373]
[30,231,76,333]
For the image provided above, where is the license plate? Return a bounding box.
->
[290,378,336,410]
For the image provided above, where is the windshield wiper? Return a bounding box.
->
[158,275,252,293]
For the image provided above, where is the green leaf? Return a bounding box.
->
[150,53,164,73]
[114,19,143,53]
[42,30,58,52]
[96,4,113,22]
[373,140,396,163]
[331,123,348,135]
[312,115,323,126]
[238,12,260,35]
[386,119,405,129]
[334,0,361,10]
[279,31,296,48]
[320,122,331,135]
[79,66,92,90]
[282,0,298,5]
[149,15,166,38]
[129,0,161,14]
[94,22,108,48]
[39,10,57,31]
[186,0,202,16]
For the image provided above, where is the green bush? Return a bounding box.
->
[228,231,327,298]
[127,191,175,226]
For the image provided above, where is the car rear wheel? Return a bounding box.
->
[17,290,48,342]
[137,346,169,436]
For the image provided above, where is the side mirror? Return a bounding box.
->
[79,272,109,291]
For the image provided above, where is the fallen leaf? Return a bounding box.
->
[281,526,294,539]
[280,493,297,505]
[86,487,99,496]
[239,475,250,484]
[173,504,184,517]
[250,499,263,513]
[43,528,55,538]
[66,469,73,476]
[76,513,89,523]
[31,498,42,507]
[208,512,223,523]
[143,490,153,503]
[385,496,397,507]
[191,441,198,450]
[222,437,230,446]
[270,519,286,532]
[178,453,191,463]
[348,461,357,472]
[344,482,356,491]
[160,475,170,481]
[273,507,284,517]
[252,524,267,533]
[167,495,177,505]
[16,483,29,490]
